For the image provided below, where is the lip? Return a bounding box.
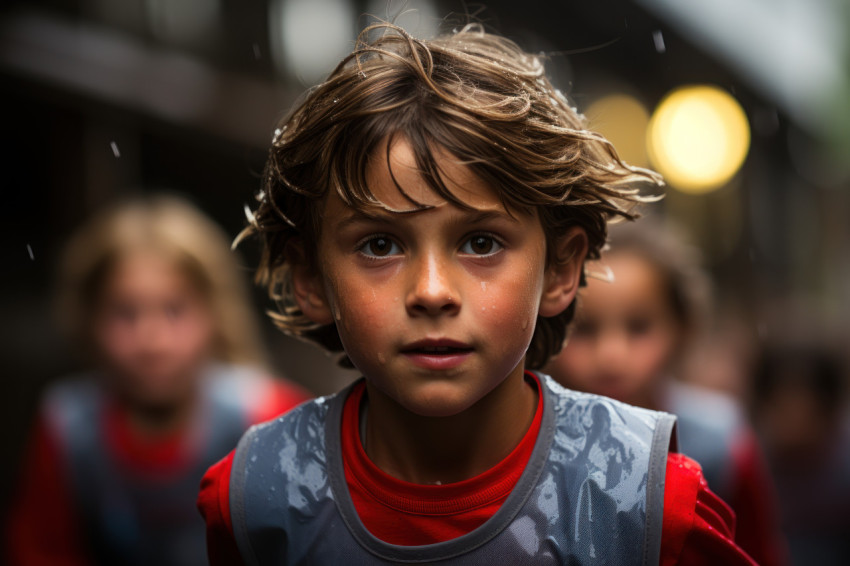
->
[400,338,474,371]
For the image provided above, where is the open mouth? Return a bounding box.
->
[401,339,473,355]
[405,345,473,355]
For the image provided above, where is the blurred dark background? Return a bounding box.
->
[2,0,849,541]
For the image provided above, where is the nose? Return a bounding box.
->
[133,308,172,347]
[405,252,460,317]
[595,328,629,368]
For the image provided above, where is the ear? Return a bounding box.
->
[539,226,589,318]
[289,241,334,325]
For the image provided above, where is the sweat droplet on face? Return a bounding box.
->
[377,352,386,364]
[480,281,487,292]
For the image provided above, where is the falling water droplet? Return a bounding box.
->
[652,30,666,54]
[252,42,261,59]
[26,244,34,261]
[110,141,121,158]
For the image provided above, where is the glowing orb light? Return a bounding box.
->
[647,85,750,194]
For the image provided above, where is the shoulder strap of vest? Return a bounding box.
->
[230,422,262,566]
[642,411,677,566]
[230,383,352,566]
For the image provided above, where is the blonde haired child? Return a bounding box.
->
[6,195,311,566]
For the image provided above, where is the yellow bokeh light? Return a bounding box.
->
[647,85,750,194]
[586,93,651,168]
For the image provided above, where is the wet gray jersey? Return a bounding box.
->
[229,373,677,565]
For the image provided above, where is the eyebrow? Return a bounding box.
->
[335,207,520,231]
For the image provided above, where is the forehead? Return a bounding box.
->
[586,253,668,305]
[361,136,504,213]
[103,250,188,293]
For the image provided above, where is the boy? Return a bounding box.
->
[198,22,757,565]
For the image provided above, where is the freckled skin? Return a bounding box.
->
[92,252,215,411]
[316,143,547,419]
[295,137,586,482]
[547,252,683,410]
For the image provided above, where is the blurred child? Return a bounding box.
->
[5,195,312,566]
[546,220,788,565]
[752,343,850,565]
[198,22,757,565]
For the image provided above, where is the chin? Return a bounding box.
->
[399,383,483,418]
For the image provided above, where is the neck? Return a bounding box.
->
[362,368,537,485]
[118,393,198,439]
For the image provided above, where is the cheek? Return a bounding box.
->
[324,273,397,364]
[472,263,544,344]
[174,308,215,357]
[631,330,679,377]
[93,317,134,360]
[556,343,596,384]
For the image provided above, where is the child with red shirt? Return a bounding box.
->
[545,220,789,565]
[4,196,311,566]
[198,22,758,565]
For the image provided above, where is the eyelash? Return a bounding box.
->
[356,234,401,258]
[459,232,504,256]
[355,232,505,259]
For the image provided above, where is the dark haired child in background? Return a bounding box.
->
[546,220,788,565]
[5,195,311,566]
[199,23,757,565]
[752,343,850,565]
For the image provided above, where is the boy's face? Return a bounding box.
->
[296,139,585,417]
[92,251,214,409]
[547,252,682,407]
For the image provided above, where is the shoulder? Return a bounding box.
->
[198,451,247,566]
[665,380,744,436]
[37,374,102,441]
[199,450,236,526]
[539,372,677,440]
[204,364,314,425]
[661,453,757,566]
[230,387,346,480]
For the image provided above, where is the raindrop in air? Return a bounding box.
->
[652,30,666,54]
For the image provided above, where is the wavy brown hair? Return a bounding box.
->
[244,22,663,369]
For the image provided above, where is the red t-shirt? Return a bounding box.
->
[198,377,758,565]
[4,375,311,566]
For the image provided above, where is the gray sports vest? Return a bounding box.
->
[44,364,263,566]
[229,373,677,565]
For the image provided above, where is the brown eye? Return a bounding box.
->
[360,236,399,257]
[461,235,501,256]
